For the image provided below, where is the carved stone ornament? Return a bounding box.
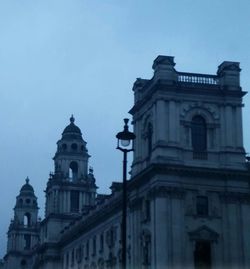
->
[189,225,219,242]
[181,103,219,122]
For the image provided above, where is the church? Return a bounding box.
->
[1,55,250,269]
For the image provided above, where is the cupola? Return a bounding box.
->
[53,115,90,181]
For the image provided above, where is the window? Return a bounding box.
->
[62,143,67,151]
[69,161,78,181]
[196,196,208,216]
[70,191,79,212]
[71,143,78,151]
[191,116,207,159]
[24,213,31,227]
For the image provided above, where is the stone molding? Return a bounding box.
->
[219,192,250,204]
[129,197,143,211]
[148,185,185,199]
[189,225,219,242]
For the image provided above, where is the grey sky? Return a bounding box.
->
[0,0,250,257]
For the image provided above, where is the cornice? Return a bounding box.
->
[219,192,250,204]
[59,196,122,246]
[148,185,185,199]
[128,163,250,190]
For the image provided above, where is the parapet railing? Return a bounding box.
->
[177,72,219,85]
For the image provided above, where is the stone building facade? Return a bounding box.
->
[2,55,250,269]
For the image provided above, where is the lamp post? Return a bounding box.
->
[116,118,136,269]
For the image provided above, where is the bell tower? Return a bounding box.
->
[53,115,89,182]
[4,178,39,269]
[40,116,97,245]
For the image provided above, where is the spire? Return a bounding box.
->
[26,177,30,184]
[70,114,75,124]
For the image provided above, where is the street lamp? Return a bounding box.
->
[116,118,136,269]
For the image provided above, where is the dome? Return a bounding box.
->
[61,115,83,140]
[20,177,35,194]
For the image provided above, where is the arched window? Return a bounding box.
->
[62,143,67,151]
[23,213,31,227]
[69,161,78,181]
[71,143,78,151]
[191,116,207,159]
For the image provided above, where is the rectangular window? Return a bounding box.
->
[70,191,79,212]
[196,196,208,216]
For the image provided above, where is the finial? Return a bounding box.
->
[25,177,29,184]
[124,118,129,131]
[70,114,75,124]
[89,166,94,175]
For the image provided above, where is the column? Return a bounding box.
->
[156,99,167,143]
[169,100,176,144]
[225,105,233,147]
[153,196,168,268]
[236,106,244,148]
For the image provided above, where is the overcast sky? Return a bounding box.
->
[0,0,250,258]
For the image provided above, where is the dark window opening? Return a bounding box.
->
[62,143,67,151]
[194,241,211,269]
[197,196,209,216]
[69,161,78,181]
[24,213,31,227]
[191,116,207,159]
[70,191,79,212]
[71,143,78,151]
[24,234,31,249]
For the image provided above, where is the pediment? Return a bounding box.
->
[189,225,219,242]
